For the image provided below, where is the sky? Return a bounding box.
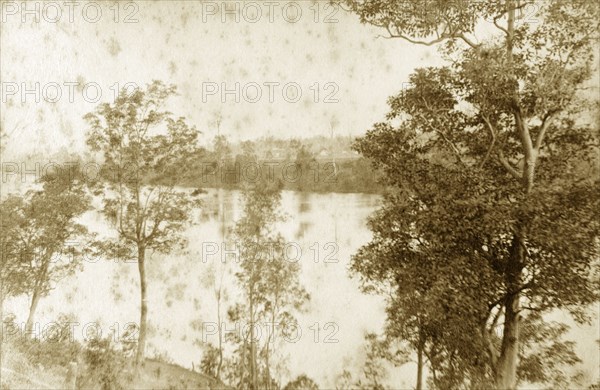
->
[0,0,443,157]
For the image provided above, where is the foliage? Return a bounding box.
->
[283,374,319,390]
[84,80,202,363]
[20,166,91,332]
[217,176,309,390]
[0,195,30,306]
[23,167,90,288]
[348,0,600,388]
[200,343,220,379]
[6,313,81,369]
[181,135,383,194]
[517,312,582,388]
[82,336,129,390]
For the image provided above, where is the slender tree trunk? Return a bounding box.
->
[135,244,148,367]
[240,338,247,388]
[217,202,226,380]
[26,257,50,337]
[216,287,223,380]
[416,341,424,390]
[0,295,4,371]
[265,308,277,390]
[249,294,258,390]
[25,288,41,337]
[265,338,271,390]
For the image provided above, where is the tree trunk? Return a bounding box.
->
[265,339,271,390]
[135,244,148,367]
[264,309,277,390]
[494,234,524,390]
[63,362,78,390]
[249,295,258,390]
[240,338,247,388]
[216,294,223,380]
[416,341,424,390]
[493,2,532,387]
[25,288,41,337]
[495,293,520,389]
[0,295,4,371]
[26,256,50,338]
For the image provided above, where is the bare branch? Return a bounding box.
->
[484,306,502,368]
[383,21,481,48]
[497,150,521,179]
[413,110,465,167]
[385,25,449,46]
[513,108,534,160]
[519,305,544,313]
[117,226,136,243]
[492,13,510,35]
[479,115,497,169]
[534,112,555,151]
[458,33,481,49]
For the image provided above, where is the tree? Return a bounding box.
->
[0,195,30,310]
[259,239,309,390]
[213,134,232,163]
[357,332,406,390]
[293,142,317,192]
[283,374,319,390]
[199,259,230,380]
[200,343,220,379]
[0,195,30,368]
[222,302,254,388]
[85,81,201,365]
[230,178,309,390]
[234,140,258,187]
[19,167,91,335]
[517,312,582,388]
[348,0,600,388]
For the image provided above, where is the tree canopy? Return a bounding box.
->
[348,0,600,388]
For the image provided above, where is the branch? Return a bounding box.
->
[382,20,481,49]
[519,305,544,313]
[144,187,170,242]
[488,295,505,312]
[513,107,534,159]
[140,187,156,236]
[497,149,521,179]
[145,218,163,243]
[413,107,465,167]
[484,304,504,370]
[479,115,497,169]
[385,25,448,46]
[492,13,509,35]
[458,33,481,49]
[534,112,555,151]
[117,226,136,243]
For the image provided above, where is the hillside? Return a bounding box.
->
[1,338,228,390]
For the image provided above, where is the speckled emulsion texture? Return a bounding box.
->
[1,2,598,389]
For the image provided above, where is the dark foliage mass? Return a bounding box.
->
[348,0,599,388]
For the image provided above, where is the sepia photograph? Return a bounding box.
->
[0,1,599,389]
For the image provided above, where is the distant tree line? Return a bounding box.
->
[179,135,384,194]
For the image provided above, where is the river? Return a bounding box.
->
[4,188,599,388]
